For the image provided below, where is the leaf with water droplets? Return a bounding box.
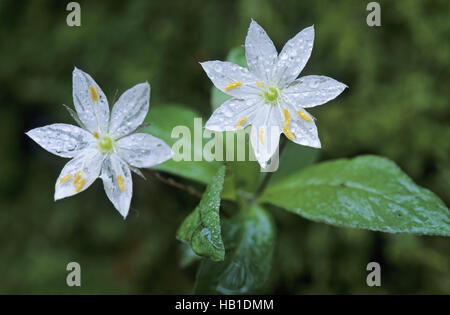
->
[177,166,226,261]
[260,155,450,236]
[195,205,276,294]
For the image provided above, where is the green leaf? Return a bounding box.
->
[144,104,222,184]
[222,160,261,205]
[261,155,450,236]
[218,129,261,203]
[195,205,276,294]
[176,166,226,261]
[211,46,247,111]
[271,142,320,183]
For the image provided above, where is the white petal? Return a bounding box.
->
[54,148,104,200]
[72,67,110,134]
[283,75,347,108]
[249,105,282,168]
[101,154,133,218]
[288,109,321,148]
[245,20,278,82]
[273,26,315,87]
[200,61,260,98]
[26,123,95,158]
[116,133,172,168]
[109,82,150,138]
[205,97,261,132]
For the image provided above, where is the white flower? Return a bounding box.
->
[201,20,347,167]
[26,67,172,218]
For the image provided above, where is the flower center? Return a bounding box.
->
[98,135,115,153]
[262,86,280,104]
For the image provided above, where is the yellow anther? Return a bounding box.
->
[93,132,99,139]
[259,129,265,145]
[73,171,82,185]
[297,109,312,121]
[75,178,86,193]
[225,81,242,91]
[237,117,247,130]
[117,175,124,192]
[256,81,263,88]
[60,174,73,184]
[89,85,98,102]
[284,108,291,126]
[283,108,294,139]
[284,125,294,140]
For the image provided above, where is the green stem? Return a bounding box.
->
[147,170,203,199]
[146,169,232,217]
[254,136,289,199]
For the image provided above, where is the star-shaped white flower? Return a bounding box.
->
[201,20,347,167]
[26,68,172,218]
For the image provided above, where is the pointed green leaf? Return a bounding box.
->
[195,205,276,294]
[177,166,226,261]
[261,155,450,236]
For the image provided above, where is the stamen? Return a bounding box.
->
[284,108,291,125]
[297,109,312,121]
[93,132,99,139]
[59,174,73,184]
[283,108,294,139]
[75,178,86,193]
[256,81,263,88]
[117,175,124,191]
[237,117,247,129]
[225,81,242,91]
[284,125,294,140]
[73,171,82,185]
[89,85,98,102]
[259,129,265,145]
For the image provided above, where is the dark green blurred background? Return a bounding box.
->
[0,0,448,294]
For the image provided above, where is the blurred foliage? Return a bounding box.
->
[0,0,448,294]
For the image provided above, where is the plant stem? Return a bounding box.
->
[254,136,289,199]
[146,170,203,199]
[146,169,233,217]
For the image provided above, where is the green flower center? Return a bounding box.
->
[98,136,115,153]
[262,86,280,104]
